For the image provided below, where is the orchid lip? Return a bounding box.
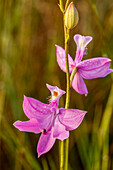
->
[46,83,66,103]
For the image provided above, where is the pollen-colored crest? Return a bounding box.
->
[53,91,58,97]
[46,84,66,104]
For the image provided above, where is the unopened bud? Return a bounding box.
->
[65,2,79,29]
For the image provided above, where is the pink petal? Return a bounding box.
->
[59,108,86,131]
[74,34,92,63]
[72,71,88,94]
[79,62,113,79]
[76,58,111,71]
[75,49,84,64]
[23,96,52,119]
[103,69,113,76]
[13,118,41,133]
[74,34,92,49]
[37,128,56,157]
[53,117,69,141]
[46,84,65,96]
[57,130,69,141]
[56,45,75,73]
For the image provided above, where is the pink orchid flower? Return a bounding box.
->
[56,34,113,95]
[13,84,86,157]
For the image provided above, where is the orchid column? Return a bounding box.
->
[58,1,79,170]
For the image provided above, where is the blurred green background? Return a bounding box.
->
[0,0,113,169]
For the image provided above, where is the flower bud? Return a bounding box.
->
[65,2,79,29]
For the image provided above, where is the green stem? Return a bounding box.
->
[60,141,64,170]
[59,0,64,168]
[59,25,70,170]
[59,1,70,169]
[65,28,70,109]
[64,26,70,170]
[65,0,70,11]
[59,0,64,13]
[60,20,70,170]
[65,138,69,170]
[59,0,65,169]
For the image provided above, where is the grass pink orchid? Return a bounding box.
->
[56,34,113,95]
[13,84,86,157]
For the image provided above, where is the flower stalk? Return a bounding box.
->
[60,140,64,170]
[59,8,70,170]
[64,27,70,109]
[64,26,70,170]
[59,1,70,169]
[59,0,64,13]
[65,0,70,11]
